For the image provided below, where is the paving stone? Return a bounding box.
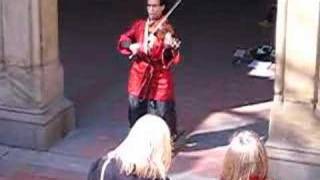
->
[0,160,28,177]
[2,148,93,174]
[49,125,127,158]
[9,166,85,180]
[269,159,320,180]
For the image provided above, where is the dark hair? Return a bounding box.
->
[160,0,169,14]
[160,0,168,6]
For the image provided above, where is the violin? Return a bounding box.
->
[146,0,182,50]
[148,20,175,40]
[147,20,181,50]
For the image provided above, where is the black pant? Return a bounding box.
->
[128,95,177,136]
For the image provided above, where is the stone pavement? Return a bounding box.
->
[0,101,320,179]
[4,102,319,180]
[0,102,271,180]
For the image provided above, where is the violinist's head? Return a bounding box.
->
[147,0,166,21]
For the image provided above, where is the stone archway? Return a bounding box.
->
[0,0,74,150]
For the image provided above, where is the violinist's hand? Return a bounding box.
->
[164,32,181,49]
[129,43,141,55]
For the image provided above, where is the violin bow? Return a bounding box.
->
[151,0,182,34]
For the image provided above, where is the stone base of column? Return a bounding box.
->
[266,100,320,179]
[267,143,320,179]
[0,98,75,150]
[267,142,320,165]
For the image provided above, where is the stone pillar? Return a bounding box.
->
[267,0,320,177]
[0,0,75,150]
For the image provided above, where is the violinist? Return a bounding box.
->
[117,0,183,141]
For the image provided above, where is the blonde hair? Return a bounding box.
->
[221,130,268,180]
[107,114,172,179]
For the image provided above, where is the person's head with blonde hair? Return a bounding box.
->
[221,130,268,180]
[107,114,172,179]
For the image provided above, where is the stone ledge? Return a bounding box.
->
[1,147,93,174]
[0,98,75,150]
[267,142,320,166]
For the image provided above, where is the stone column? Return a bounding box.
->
[0,0,75,150]
[267,0,320,177]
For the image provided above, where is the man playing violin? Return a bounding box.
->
[117,0,182,140]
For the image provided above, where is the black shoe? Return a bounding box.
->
[172,130,186,142]
[172,130,187,156]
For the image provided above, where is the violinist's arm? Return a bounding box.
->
[162,47,181,69]
[162,32,181,69]
[117,21,142,56]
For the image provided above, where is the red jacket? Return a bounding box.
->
[117,19,181,101]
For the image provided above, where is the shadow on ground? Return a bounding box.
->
[183,120,269,152]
